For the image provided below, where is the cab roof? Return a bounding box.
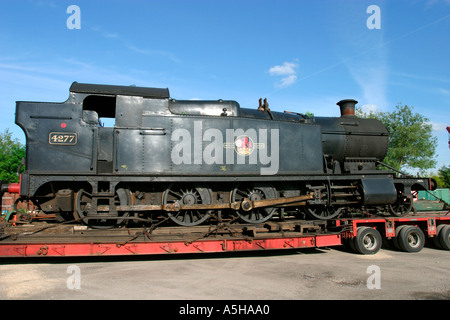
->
[69,82,170,99]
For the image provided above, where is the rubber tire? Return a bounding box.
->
[432,225,445,249]
[433,225,450,250]
[352,226,382,255]
[392,225,410,250]
[396,226,425,253]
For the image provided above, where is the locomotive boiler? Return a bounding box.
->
[8,82,436,228]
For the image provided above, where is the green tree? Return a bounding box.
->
[430,172,443,188]
[0,129,25,183]
[356,103,438,172]
[438,165,450,188]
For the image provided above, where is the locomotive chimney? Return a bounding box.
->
[337,99,358,117]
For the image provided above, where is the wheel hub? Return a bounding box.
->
[181,192,197,205]
[363,234,376,250]
[408,233,420,248]
[248,190,263,202]
[231,184,277,224]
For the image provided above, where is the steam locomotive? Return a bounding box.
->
[4,82,436,228]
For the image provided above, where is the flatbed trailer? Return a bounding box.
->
[0,213,449,258]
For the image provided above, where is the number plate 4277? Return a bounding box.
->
[49,132,77,145]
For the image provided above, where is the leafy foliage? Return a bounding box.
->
[438,165,450,188]
[0,129,25,184]
[356,104,437,172]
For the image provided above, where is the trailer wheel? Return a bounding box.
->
[352,226,382,255]
[432,225,445,249]
[392,225,410,250]
[396,226,425,253]
[433,225,450,250]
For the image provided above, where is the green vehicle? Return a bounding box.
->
[414,188,449,211]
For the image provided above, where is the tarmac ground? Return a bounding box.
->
[0,244,449,301]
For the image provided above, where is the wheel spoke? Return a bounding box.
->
[231,184,276,224]
[163,185,212,226]
[389,196,412,217]
[304,185,342,220]
[76,188,130,229]
[236,189,249,198]
[168,189,183,199]
[305,204,342,220]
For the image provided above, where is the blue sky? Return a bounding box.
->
[0,0,449,172]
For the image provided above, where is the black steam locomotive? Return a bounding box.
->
[10,82,436,228]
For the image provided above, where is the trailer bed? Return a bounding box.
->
[0,213,449,257]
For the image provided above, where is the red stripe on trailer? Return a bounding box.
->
[0,234,343,258]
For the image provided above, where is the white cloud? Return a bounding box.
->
[91,26,118,39]
[269,62,298,76]
[90,26,180,63]
[278,75,297,88]
[438,88,450,95]
[358,104,379,114]
[428,121,448,131]
[126,44,180,63]
[269,61,299,88]
[349,65,389,110]
[425,0,450,9]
